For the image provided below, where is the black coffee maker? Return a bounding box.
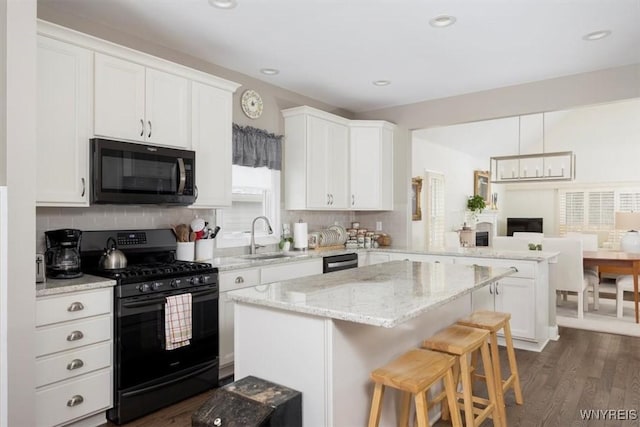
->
[45,229,83,279]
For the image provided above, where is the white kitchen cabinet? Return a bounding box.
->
[36,36,92,207]
[219,268,260,369]
[191,81,233,208]
[455,257,539,341]
[94,53,189,148]
[35,287,113,427]
[386,252,455,264]
[260,259,323,284]
[283,107,350,210]
[349,121,394,210]
[359,252,391,267]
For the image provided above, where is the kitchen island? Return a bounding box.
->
[229,260,515,427]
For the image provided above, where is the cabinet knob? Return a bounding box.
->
[329,194,334,205]
[140,118,145,137]
[327,194,330,205]
[66,330,84,342]
[489,283,494,294]
[352,194,355,206]
[213,418,222,426]
[66,395,84,407]
[66,359,84,371]
[148,120,152,138]
[81,178,85,197]
[67,302,84,312]
[495,282,500,295]
[235,276,244,284]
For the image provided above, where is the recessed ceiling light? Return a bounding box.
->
[260,68,279,76]
[372,80,391,86]
[582,30,612,41]
[208,0,237,9]
[429,15,457,28]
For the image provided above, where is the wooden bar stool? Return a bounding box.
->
[422,325,503,427]
[368,348,462,427]
[456,310,523,424]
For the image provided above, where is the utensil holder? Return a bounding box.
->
[176,242,195,261]
[195,239,214,261]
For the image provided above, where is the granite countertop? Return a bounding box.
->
[228,260,515,328]
[36,274,116,297]
[376,246,558,261]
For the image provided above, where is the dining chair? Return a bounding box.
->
[492,236,530,251]
[566,232,601,309]
[543,237,593,319]
[615,275,637,319]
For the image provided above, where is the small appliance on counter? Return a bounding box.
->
[44,228,83,279]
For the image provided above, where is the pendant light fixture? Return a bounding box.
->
[489,113,575,183]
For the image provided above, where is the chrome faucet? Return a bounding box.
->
[250,216,273,254]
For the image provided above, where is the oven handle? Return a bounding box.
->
[177,158,186,195]
[121,289,218,309]
[120,361,218,399]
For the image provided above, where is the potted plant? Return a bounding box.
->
[467,195,486,223]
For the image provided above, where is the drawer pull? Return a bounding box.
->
[66,395,84,407]
[66,330,84,342]
[66,359,84,370]
[234,276,244,284]
[67,302,85,312]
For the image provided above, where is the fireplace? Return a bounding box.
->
[475,231,489,247]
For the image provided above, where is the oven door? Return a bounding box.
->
[115,285,218,391]
[91,138,195,205]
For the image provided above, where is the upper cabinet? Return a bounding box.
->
[349,121,394,210]
[282,106,394,211]
[94,54,189,148]
[191,82,233,208]
[36,36,92,207]
[36,21,240,208]
[283,107,350,210]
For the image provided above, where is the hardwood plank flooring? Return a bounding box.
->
[102,327,640,427]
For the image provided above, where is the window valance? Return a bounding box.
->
[232,124,283,170]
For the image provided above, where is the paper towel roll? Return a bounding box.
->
[293,222,308,250]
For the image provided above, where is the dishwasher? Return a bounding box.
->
[323,253,358,273]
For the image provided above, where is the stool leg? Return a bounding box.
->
[368,383,385,427]
[480,341,503,427]
[489,332,507,425]
[398,391,412,427]
[458,353,475,427]
[504,321,524,405]
[414,391,430,427]
[444,368,463,427]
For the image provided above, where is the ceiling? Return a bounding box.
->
[39,0,640,113]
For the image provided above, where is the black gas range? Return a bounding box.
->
[80,229,219,425]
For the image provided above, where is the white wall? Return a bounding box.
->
[1,0,37,425]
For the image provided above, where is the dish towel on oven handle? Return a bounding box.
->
[165,293,192,350]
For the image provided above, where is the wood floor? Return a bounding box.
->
[103,327,640,427]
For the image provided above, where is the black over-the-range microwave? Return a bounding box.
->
[90,138,196,205]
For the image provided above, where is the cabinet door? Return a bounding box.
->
[306,116,330,208]
[350,126,381,209]
[326,121,349,209]
[191,82,232,208]
[472,284,495,312]
[219,291,235,367]
[94,53,145,142]
[36,37,91,206]
[495,277,536,339]
[145,68,189,148]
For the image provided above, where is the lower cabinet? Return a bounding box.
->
[35,287,113,427]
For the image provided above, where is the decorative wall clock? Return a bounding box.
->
[241,89,264,119]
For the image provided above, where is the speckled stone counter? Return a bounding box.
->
[228,260,514,327]
[36,274,116,297]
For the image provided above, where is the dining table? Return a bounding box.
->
[583,251,640,323]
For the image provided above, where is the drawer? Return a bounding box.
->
[260,259,323,284]
[219,268,260,292]
[35,315,112,357]
[36,288,112,327]
[36,369,112,427]
[455,257,535,279]
[36,341,111,388]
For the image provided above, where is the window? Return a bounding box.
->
[559,186,640,247]
[425,171,445,250]
[216,165,280,248]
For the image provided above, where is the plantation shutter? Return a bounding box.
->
[559,191,584,233]
[426,172,445,250]
[587,191,614,228]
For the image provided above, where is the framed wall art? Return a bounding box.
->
[474,170,491,205]
[412,177,423,221]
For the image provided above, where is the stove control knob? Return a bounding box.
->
[170,279,178,288]
[137,283,150,293]
[198,276,206,284]
[189,277,197,285]
[151,282,162,291]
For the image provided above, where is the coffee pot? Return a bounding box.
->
[44,229,83,279]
